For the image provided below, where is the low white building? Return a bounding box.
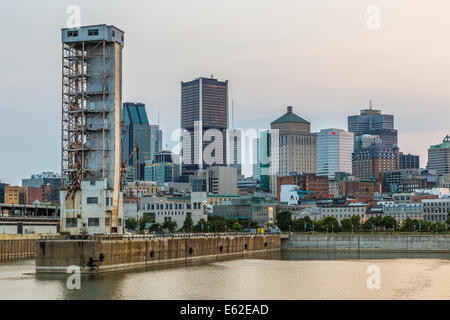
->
[422,198,450,223]
[320,204,367,222]
[382,202,423,223]
[60,179,124,235]
[139,192,208,229]
[293,204,367,223]
[293,207,321,221]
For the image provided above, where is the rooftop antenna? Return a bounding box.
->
[157,107,160,126]
[369,100,373,110]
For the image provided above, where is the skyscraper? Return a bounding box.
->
[122,103,162,180]
[348,102,397,150]
[317,129,354,180]
[427,135,450,175]
[400,152,420,169]
[122,102,150,178]
[253,137,261,180]
[227,129,242,177]
[259,130,271,192]
[180,77,228,175]
[270,106,317,177]
[150,124,163,161]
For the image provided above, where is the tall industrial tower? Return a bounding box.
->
[60,25,125,235]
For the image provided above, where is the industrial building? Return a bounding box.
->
[60,24,125,235]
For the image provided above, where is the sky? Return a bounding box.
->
[0,0,449,184]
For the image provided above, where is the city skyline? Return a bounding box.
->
[1,1,449,184]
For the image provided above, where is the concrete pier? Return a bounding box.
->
[0,234,40,260]
[35,235,281,273]
[283,234,450,252]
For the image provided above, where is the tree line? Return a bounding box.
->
[125,215,260,233]
[275,210,450,233]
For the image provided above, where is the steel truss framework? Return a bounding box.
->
[61,40,110,194]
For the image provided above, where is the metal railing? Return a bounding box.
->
[39,232,276,241]
[0,216,59,221]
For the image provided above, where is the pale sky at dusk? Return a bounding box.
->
[0,0,449,184]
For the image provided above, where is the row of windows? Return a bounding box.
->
[66,29,123,41]
[65,218,121,227]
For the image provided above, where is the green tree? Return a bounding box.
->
[138,215,152,232]
[181,216,194,232]
[193,218,208,233]
[321,216,340,232]
[232,222,242,232]
[402,218,416,232]
[433,222,446,233]
[291,218,304,232]
[125,218,137,231]
[207,216,226,232]
[162,220,178,233]
[341,218,353,232]
[276,210,292,232]
[350,215,361,231]
[446,212,450,225]
[148,223,162,232]
[382,216,397,230]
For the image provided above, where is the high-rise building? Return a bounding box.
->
[317,129,354,180]
[144,151,180,187]
[259,130,271,192]
[227,129,242,177]
[180,77,228,175]
[427,135,450,176]
[348,102,397,151]
[352,143,400,181]
[122,103,162,180]
[400,152,420,169]
[60,24,125,235]
[253,137,261,180]
[271,106,317,177]
[150,124,163,161]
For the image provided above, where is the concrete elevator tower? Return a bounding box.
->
[60,25,124,235]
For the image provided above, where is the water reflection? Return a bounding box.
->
[278,250,450,261]
[2,251,450,300]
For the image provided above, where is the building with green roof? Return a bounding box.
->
[427,135,450,175]
[269,106,317,193]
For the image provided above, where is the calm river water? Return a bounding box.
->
[1,252,450,300]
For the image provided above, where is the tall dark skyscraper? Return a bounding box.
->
[122,102,162,180]
[180,77,228,175]
[348,101,398,151]
[400,152,420,169]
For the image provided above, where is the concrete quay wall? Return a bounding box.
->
[35,235,281,273]
[283,234,450,252]
[0,234,41,260]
